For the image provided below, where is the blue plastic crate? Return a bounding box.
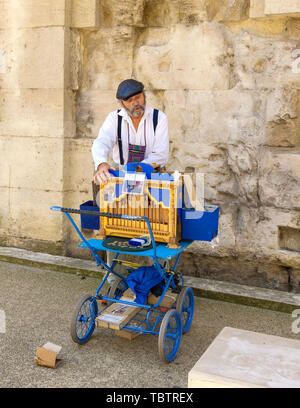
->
[79,200,100,230]
[181,205,219,241]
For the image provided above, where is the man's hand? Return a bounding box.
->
[93,162,116,184]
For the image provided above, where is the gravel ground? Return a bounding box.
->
[0,260,297,388]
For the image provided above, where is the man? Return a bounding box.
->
[92,79,169,184]
[92,79,169,287]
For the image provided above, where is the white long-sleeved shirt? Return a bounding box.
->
[92,106,169,170]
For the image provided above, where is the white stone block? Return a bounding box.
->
[71,0,100,28]
[1,136,64,191]
[135,23,233,90]
[234,31,300,89]
[0,0,69,28]
[0,27,65,89]
[259,151,300,210]
[63,138,95,192]
[0,89,66,137]
[100,0,145,27]
[188,327,300,388]
[250,0,266,18]
[82,27,134,90]
[265,0,300,15]
[9,189,64,241]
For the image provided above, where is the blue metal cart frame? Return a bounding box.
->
[51,206,195,363]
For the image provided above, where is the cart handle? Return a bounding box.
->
[51,206,153,222]
[50,206,158,258]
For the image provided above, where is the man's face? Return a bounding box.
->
[121,92,145,118]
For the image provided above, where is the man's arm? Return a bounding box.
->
[92,112,117,184]
[142,113,169,166]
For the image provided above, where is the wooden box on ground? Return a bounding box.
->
[188,327,300,388]
[96,289,140,330]
[96,288,178,336]
[147,291,178,308]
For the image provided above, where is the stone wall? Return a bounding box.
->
[1,0,300,291]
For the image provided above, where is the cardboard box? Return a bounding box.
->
[120,288,136,302]
[96,289,140,330]
[115,329,140,340]
[35,342,62,369]
[96,289,178,331]
[147,291,178,308]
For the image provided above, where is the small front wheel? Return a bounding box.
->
[158,309,182,363]
[70,294,98,344]
[176,287,194,334]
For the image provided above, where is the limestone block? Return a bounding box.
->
[164,89,265,205]
[0,0,69,28]
[234,31,300,89]
[233,206,261,252]
[76,90,118,138]
[82,27,134,90]
[0,187,10,235]
[1,136,64,191]
[188,327,300,388]
[209,0,250,22]
[249,0,266,18]
[100,0,145,27]
[266,88,298,122]
[279,226,300,256]
[71,0,100,28]
[290,268,300,292]
[144,0,179,27]
[0,89,66,137]
[265,0,300,15]
[266,119,299,147]
[259,150,300,210]
[68,29,81,91]
[254,207,300,258]
[145,0,249,25]
[8,189,64,242]
[283,19,300,39]
[135,23,233,90]
[63,89,77,139]
[256,263,290,291]
[0,27,66,89]
[176,90,266,145]
[176,0,209,24]
[0,138,10,187]
[63,138,95,192]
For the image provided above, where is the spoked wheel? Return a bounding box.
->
[176,287,194,334]
[70,294,98,344]
[108,278,128,305]
[158,309,182,363]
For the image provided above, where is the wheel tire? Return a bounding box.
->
[70,294,98,344]
[108,278,128,305]
[158,309,182,363]
[176,287,194,334]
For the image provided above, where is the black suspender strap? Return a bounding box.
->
[153,108,158,133]
[117,109,124,165]
[117,108,159,166]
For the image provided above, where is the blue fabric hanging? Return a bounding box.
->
[126,266,164,304]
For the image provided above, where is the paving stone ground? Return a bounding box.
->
[0,260,297,388]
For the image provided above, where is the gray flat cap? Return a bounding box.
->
[116,79,144,100]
